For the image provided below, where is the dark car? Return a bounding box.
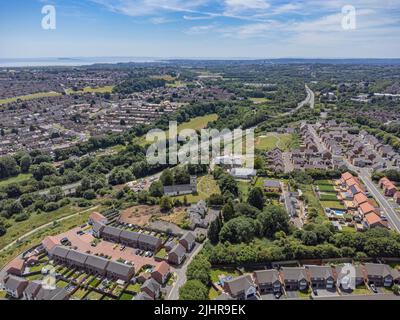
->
[370,284,378,293]
[274,291,282,299]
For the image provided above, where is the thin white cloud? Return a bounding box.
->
[184,24,216,35]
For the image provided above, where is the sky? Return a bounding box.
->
[0,0,400,59]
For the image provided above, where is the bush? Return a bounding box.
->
[43,202,60,212]
[14,212,30,222]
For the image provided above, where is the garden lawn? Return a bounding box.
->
[209,287,220,300]
[317,184,336,192]
[126,283,141,293]
[86,290,104,300]
[56,280,69,289]
[238,181,250,201]
[119,292,134,300]
[320,201,345,210]
[155,248,167,260]
[352,285,371,295]
[210,268,240,283]
[172,175,220,204]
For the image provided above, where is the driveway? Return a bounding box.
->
[260,293,276,300]
[285,291,299,299]
[312,289,339,298]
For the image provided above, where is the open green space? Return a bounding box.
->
[138,114,218,145]
[66,86,114,94]
[126,283,141,293]
[317,184,336,192]
[249,97,270,104]
[0,92,61,105]
[255,134,297,151]
[119,292,135,300]
[0,174,32,187]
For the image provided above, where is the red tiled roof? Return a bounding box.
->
[354,193,368,206]
[365,212,383,226]
[42,236,59,252]
[153,261,170,276]
[359,202,376,215]
[341,172,354,181]
[90,212,107,223]
[7,258,25,272]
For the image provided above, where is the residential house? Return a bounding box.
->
[3,275,29,299]
[23,281,42,300]
[106,261,135,282]
[35,287,69,300]
[101,226,122,242]
[358,202,376,217]
[280,267,309,291]
[335,264,365,290]
[141,278,161,299]
[41,236,59,254]
[179,232,196,252]
[364,212,387,229]
[168,244,186,265]
[223,275,257,300]
[66,250,88,268]
[89,212,108,225]
[84,255,109,276]
[6,258,25,276]
[135,291,153,300]
[51,246,71,264]
[306,265,336,289]
[364,263,395,287]
[151,261,171,284]
[353,193,368,207]
[263,180,282,193]
[253,270,282,294]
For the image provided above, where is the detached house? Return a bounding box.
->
[141,278,161,299]
[179,232,196,252]
[3,275,29,299]
[281,267,309,291]
[223,275,257,300]
[306,265,336,289]
[168,244,186,265]
[151,261,171,284]
[253,270,282,294]
[394,191,400,205]
[364,263,395,287]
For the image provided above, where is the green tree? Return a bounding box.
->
[247,187,264,210]
[149,181,164,197]
[179,280,209,300]
[221,200,235,222]
[186,255,211,285]
[219,216,258,243]
[19,154,32,173]
[160,195,173,212]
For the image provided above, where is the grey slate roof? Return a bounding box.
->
[364,263,393,278]
[138,233,161,247]
[170,243,186,258]
[102,225,122,238]
[66,250,88,264]
[36,287,69,300]
[253,269,280,285]
[263,180,281,188]
[281,267,308,282]
[52,246,70,259]
[120,230,140,242]
[224,275,254,296]
[141,278,160,293]
[85,255,109,270]
[92,221,105,234]
[180,232,195,245]
[24,281,42,297]
[106,261,134,277]
[4,275,28,291]
[306,265,335,280]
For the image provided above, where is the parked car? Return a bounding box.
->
[370,284,378,293]
[135,249,141,255]
[274,292,282,299]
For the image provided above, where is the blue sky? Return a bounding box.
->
[0,0,400,58]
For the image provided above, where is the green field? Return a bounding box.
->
[172,174,221,204]
[138,114,218,146]
[65,86,114,94]
[255,134,296,151]
[249,97,270,104]
[0,173,32,187]
[0,92,62,105]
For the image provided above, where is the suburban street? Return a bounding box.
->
[167,243,205,300]
[307,122,400,232]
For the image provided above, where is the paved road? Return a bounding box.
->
[167,242,205,300]
[354,167,400,232]
[279,84,315,117]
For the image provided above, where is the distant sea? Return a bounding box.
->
[1,57,400,67]
[0,57,160,67]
